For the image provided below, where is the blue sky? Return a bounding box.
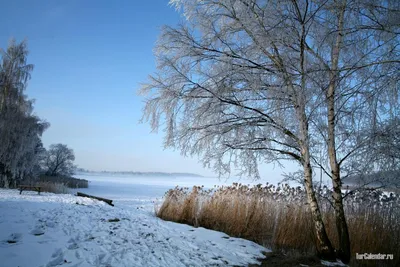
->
[1,0,296,181]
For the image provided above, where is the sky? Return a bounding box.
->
[0,0,298,182]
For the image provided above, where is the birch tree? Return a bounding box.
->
[0,39,49,187]
[305,1,399,261]
[140,0,399,262]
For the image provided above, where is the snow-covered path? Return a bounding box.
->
[0,189,268,267]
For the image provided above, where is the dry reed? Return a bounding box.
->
[36,181,70,194]
[156,183,399,266]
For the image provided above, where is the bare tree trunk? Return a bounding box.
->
[292,5,336,259]
[298,106,335,260]
[303,160,336,260]
[327,85,351,262]
[327,1,351,263]
[2,173,10,188]
[330,162,350,263]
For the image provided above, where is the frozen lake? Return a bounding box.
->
[71,173,258,210]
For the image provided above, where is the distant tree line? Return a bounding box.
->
[77,169,203,177]
[0,39,76,188]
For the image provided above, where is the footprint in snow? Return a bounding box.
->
[46,248,64,267]
[5,233,22,244]
[31,227,45,236]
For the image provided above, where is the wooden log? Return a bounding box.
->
[76,192,114,206]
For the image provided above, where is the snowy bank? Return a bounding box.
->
[0,189,268,267]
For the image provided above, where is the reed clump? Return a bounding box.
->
[36,181,70,194]
[156,183,400,266]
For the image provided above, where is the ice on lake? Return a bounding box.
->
[71,173,247,210]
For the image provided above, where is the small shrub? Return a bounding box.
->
[38,174,88,188]
[36,181,69,194]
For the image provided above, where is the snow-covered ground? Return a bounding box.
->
[0,174,269,267]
